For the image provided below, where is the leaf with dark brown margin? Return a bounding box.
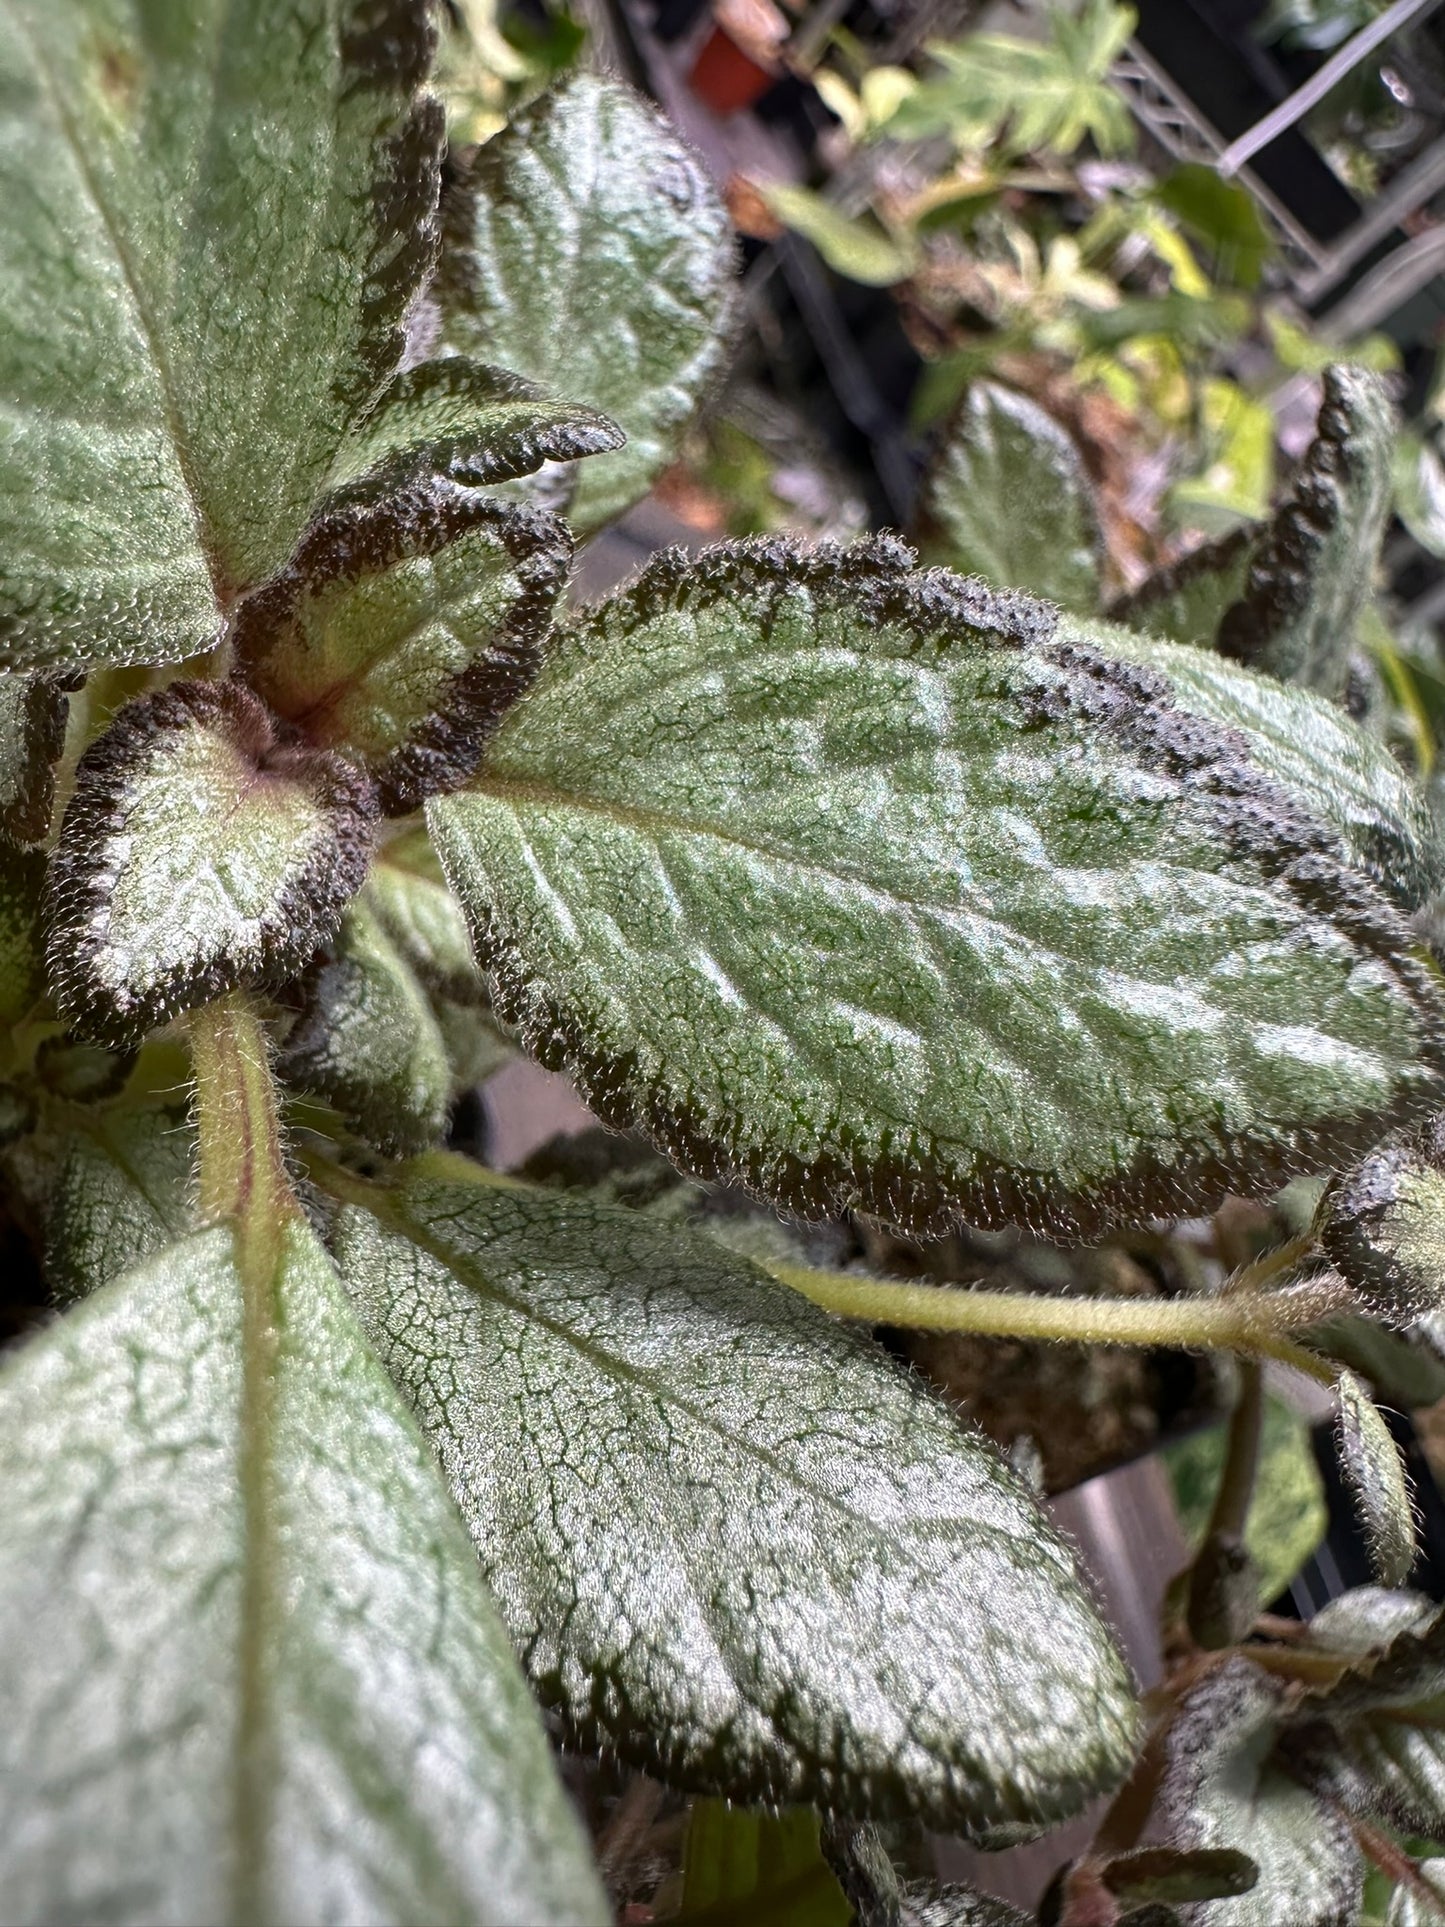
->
[328,357,625,495]
[278,898,451,1155]
[0,673,72,842]
[0,0,443,671]
[1107,525,1255,650]
[46,682,376,1042]
[1160,1659,1362,1927]
[429,534,1445,1241]
[234,478,569,814]
[1318,1115,1445,1322]
[1216,367,1395,697]
[437,74,735,537]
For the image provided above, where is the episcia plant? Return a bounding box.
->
[8,6,1445,1926]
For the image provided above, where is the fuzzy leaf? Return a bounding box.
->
[43,1104,195,1304]
[1079,615,1444,910]
[437,74,735,537]
[1160,1660,1362,1927]
[1107,525,1254,650]
[0,841,46,1026]
[1313,1312,1445,1409]
[1282,1594,1445,1836]
[1319,1117,1445,1321]
[0,0,443,671]
[367,834,488,1004]
[915,381,1101,610]
[1387,1859,1445,1924]
[235,480,568,815]
[0,1218,607,1925]
[430,535,1445,1240]
[1337,1370,1416,1586]
[824,1827,1031,1927]
[0,672,71,841]
[47,682,376,1041]
[33,1032,138,1105]
[278,899,451,1154]
[678,1802,851,1926]
[1099,1845,1258,1905]
[333,1160,1140,1835]
[328,357,625,494]
[1216,367,1395,697]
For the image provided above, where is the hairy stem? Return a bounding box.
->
[190,991,297,1277]
[762,1261,1348,1376]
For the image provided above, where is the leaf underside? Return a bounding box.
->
[1320,1116,1445,1322]
[1336,1370,1416,1587]
[335,1163,1140,1837]
[0,1219,608,1926]
[431,535,1445,1240]
[233,477,570,814]
[436,73,735,537]
[47,681,376,1041]
[0,0,443,670]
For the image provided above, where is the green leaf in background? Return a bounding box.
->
[328,356,625,494]
[278,898,451,1155]
[1154,163,1272,288]
[913,381,1102,609]
[1164,1392,1327,1605]
[43,1104,195,1305]
[0,1218,608,1925]
[1337,1370,1416,1587]
[437,74,735,537]
[1160,1660,1362,1926]
[1078,615,1445,910]
[1282,1594,1445,1838]
[33,1031,138,1105]
[677,1802,851,1927]
[366,833,490,1006]
[233,480,569,815]
[1319,1117,1445,1321]
[1313,1310,1445,1411]
[332,1159,1140,1834]
[46,681,376,1042]
[0,0,443,671]
[760,184,916,287]
[0,672,71,842]
[431,535,1445,1241]
[1395,432,1445,563]
[0,841,46,1027]
[1107,524,1255,650]
[1217,367,1396,697]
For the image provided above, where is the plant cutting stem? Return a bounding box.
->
[762,1260,1345,1379]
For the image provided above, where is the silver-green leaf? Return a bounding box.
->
[0,1218,607,1925]
[0,0,443,671]
[47,681,377,1041]
[43,1103,195,1304]
[278,897,451,1154]
[0,671,71,841]
[915,381,1102,611]
[1107,525,1254,651]
[1318,1117,1445,1322]
[437,74,735,538]
[328,357,625,495]
[430,536,1445,1240]
[1337,1370,1416,1587]
[1216,366,1395,698]
[1076,614,1444,911]
[1160,1660,1362,1927]
[332,1159,1141,1836]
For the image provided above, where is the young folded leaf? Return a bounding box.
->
[0,0,443,670]
[0,671,72,842]
[234,479,569,813]
[1216,367,1395,697]
[0,1218,608,1926]
[47,681,376,1041]
[1280,1593,1445,1837]
[1337,1370,1416,1586]
[1107,525,1254,650]
[1075,615,1445,911]
[1318,1117,1445,1322]
[327,357,625,495]
[278,898,451,1155]
[1159,1660,1362,1927]
[915,381,1102,611]
[43,1105,195,1304]
[437,74,735,537]
[430,535,1445,1240]
[331,1161,1140,1836]
[0,841,46,1026]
